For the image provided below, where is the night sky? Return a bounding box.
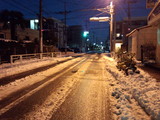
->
[0,0,151,44]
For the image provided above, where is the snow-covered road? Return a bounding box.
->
[0,53,159,120]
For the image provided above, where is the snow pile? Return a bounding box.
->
[103,55,160,120]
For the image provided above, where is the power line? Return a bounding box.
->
[1,0,38,16]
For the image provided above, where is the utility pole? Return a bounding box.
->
[110,1,114,52]
[125,0,137,51]
[39,0,43,55]
[127,0,131,31]
[126,0,137,31]
[64,1,67,53]
[55,1,71,53]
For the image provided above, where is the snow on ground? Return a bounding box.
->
[0,54,159,119]
[0,54,89,119]
[0,56,73,79]
[103,55,160,120]
[0,56,84,100]
[0,55,87,117]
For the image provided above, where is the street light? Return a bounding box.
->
[90,17,110,22]
[109,1,114,52]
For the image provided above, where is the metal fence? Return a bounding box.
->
[10,52,62,64]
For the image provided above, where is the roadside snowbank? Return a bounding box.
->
[104,55,160,120]
[0,57,72,79]
[0,56,85,102]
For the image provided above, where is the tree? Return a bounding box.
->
[0,10,26,40]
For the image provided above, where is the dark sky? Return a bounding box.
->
[0,0,151,44]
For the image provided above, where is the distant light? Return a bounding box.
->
[35,19,39,23]
[128,28,131,31]
[115,43,122,52]
[87,39,89,41]
[100,42,103,44]
[83,31,89,37]
[93,43,96,45]
[116,33,120,37]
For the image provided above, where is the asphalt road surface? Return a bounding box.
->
[0,54,112,120]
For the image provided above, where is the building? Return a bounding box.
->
[126,0,160,64]
[29,18,67,51]
[0,17,68,62]
[68,25,84,52]
[0,21,39,62]
[114,17,148,52]
[0,20,39,42]
[121,17,148,51]
[114,21,123,52]
[127,26,157,62]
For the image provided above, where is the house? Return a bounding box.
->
[147,0,160,64]
[0,21,39,42]
[126,0,160,64]
[127,26,157,62]
[0,17,68,62]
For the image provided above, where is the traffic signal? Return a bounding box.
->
[83,31,89,37]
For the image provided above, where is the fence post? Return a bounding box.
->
[20,55,23,63]
[10,55,13,64]
[40,53,43,59]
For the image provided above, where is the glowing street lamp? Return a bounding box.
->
[90,17,110,22]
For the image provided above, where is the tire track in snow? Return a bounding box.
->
[0,57,88,119]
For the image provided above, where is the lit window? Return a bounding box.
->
[116,33,120,37]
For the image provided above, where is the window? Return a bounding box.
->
[116,33,120,38]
